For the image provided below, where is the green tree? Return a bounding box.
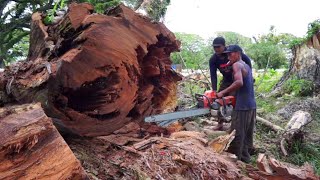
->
[125,0,170,21]
[246,26,291,69]
[0,0,56,67]
[246,41,287,69]
[75,0,120,13]
[171,32,212,69]
[214,31,252,48]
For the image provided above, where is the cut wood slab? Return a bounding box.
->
[268,157,317,179]
[208,129,235,153]
[133,137,161,150]
[170,131,208,144]
[0,103,87,179]
[256,153,273,174]
[253,153,319,180]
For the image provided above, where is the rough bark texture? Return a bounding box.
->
[0,103,87,179]
[0,3,181,136]
[281,111,312,156]
[273,33,320,94]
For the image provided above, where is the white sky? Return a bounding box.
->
[164,0,320,39]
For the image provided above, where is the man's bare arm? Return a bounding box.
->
[217,62,243,97]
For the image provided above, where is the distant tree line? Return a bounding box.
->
[171,26,300,70]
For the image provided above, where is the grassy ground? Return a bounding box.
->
[253,69,320,175]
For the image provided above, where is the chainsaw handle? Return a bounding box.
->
[195,93,213,109]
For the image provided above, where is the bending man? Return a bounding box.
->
[209,37,252,130]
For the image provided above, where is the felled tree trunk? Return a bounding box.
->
[280,111,312,156]
[0,103,87,179]
[256,116,284,132]
[0,3,181,136]
[272,33,320,95]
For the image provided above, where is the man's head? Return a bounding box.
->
[223,45,242,63]
[212,37,226,54]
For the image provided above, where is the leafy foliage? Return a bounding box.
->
[0,0,171,67]
[171,33,212,69]
[288,37,305,48]
[77,0,120,13]
[247,42,287,69]
[306,19,320,39]
[254,69,285,114]
[254,69,283,94]
[0,0,55,66]
[44,0,66,24]
[118,0,170,21]
[289,19,320,48]
[143,0,170,21]
[214,31,252,48]
[283,76,314,96]
[285,142,320,175]
[5,35,30,66]
[246,26,291,69]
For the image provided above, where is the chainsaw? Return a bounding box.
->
[144,90,236,126]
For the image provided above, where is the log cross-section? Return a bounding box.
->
[0,3,181,136]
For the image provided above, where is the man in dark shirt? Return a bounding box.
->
[209,37,252,130]
[216,44,256,163]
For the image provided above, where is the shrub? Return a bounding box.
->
[283,77,314,96]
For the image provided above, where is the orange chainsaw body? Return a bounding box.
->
[197,90,236,109]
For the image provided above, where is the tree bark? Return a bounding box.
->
[0,3,181,137]
[0,103,87,179]
[272,33,320,95]
[281,111,312,156]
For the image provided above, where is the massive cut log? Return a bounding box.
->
[0,103,87,179]
[0,3,181,136]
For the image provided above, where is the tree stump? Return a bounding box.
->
[0,3,181,136]
[272,33,320,95]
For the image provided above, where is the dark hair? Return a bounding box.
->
[212,37,226,46]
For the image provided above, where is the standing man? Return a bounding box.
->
[216,44,256,163]
[209,37,252,130]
